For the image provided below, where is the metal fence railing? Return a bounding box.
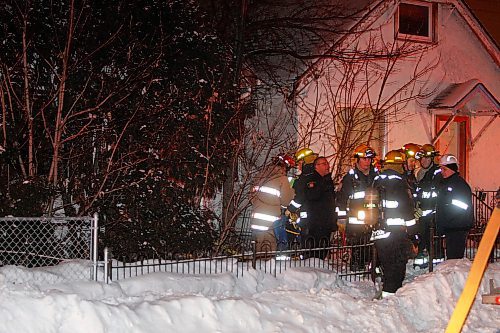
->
[464,229,499,262]
[244,236,375,282]
[106,252,251,282]
[104,233,377,282]
[473,190,497,226]
[0,214,99,284]
[107,225,499,282]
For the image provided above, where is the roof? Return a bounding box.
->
[428,79,500,115]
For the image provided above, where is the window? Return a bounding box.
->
[336,107,385,168]
[396,1,435,42]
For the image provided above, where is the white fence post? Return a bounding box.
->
[104,246,109,284]
[92,212,99,281]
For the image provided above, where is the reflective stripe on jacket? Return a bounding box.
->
[435,172,473,234]
[251,165,295,229]
[372,168,417,237]
[336,167,378,234]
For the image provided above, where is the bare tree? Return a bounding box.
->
[294,33,440,183]
[212,83,299,253]
[0,0,243,220]
[201,0,377,250]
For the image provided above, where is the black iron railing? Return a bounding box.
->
[107,190,498,281]
[473,190,497,226]
[108,227,498,282]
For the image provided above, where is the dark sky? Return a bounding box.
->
[464,0,500,46]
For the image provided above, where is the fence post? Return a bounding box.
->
[370,243,378,283]
[251,241,256,270]
[429,217,435,273]
[92,212,99,281]
[104,247,109,284]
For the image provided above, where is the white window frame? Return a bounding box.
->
[395,0,435,43]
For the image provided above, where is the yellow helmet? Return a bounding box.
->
[295,148,318,164]
[416,144,439,159]
[353,144,376,158]
[401,143,421,159]
[384,150,406,164]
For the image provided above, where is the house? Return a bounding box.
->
[289,0,499,191]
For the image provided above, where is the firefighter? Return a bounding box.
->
[371,150,418,298]
[336,144,378,271]
[273,153,297,254]
[435,154,473,259]
[250,153,295,253]
[301,156,337,258]
[401,143,421,197]
[286,147,318,247]
[414,144,443,267]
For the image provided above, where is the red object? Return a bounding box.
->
[277,153,296,168]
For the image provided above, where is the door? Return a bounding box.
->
[435,115,469,177]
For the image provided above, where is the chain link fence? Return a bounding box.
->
[0,215,98,284]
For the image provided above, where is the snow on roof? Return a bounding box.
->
[428,79,500,114]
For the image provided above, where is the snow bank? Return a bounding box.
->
[0,259,498,333]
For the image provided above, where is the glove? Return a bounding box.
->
[414,207,423,220]
[289,212,299,223]
[407,234,419,259]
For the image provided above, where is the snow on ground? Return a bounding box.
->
[0,259,498,333]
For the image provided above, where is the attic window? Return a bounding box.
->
[396,1,435,42]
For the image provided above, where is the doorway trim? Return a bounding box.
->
[434,115,470,177]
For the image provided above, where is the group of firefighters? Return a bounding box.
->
[250,142,474,298]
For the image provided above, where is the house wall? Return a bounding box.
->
[298,1,500,190]
[385,3,500,190]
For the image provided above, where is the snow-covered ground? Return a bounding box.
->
[0,259,498,333]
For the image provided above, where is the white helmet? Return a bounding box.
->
[439,154,458,166]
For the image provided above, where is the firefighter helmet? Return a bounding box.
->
[383,150,406,164]
[295,147,318,164]
[416,144,439,160]
[401,143,421,159]
[353,144,377,158]
[439,154,458,166]
[295,147,313,161]
[276,153,296,169]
